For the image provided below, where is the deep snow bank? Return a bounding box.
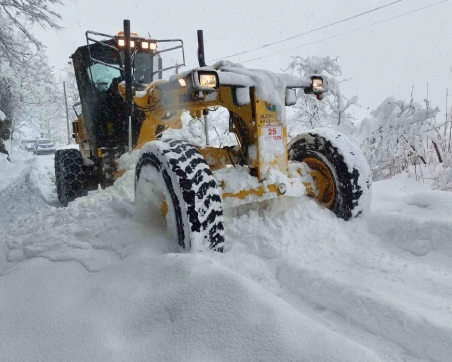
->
[1,150,452,362]
[0,146,30,192]
[0,253,381,362]
[0,154,57,227]
[0,160,383,361]
[370,173,452,265]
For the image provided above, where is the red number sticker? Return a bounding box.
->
[263,125,282,141]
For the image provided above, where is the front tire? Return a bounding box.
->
[289,128,372,220]
[135,139,225,252]
[55,149,87,206]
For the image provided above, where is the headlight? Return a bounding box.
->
[312,78,324,93]
[141,41,149,49]
[187,69,220,93]
[199,74,217,88]
[189,70,219,91]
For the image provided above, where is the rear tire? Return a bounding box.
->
[55,149,87,206]
[135,139,224,252]
[289,128,372,220]
[54,150,63,197]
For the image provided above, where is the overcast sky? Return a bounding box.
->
[35,0,452,121]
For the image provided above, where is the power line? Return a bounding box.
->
[241,0,448,64]
[209,0,403,63]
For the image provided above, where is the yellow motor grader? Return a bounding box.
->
[57,20,371,252]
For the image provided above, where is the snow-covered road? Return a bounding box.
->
[1,151,451,361]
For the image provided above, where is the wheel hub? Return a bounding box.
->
[302,157,335,208]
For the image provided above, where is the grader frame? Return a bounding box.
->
[60,20,371,251]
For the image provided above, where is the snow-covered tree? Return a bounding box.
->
[3,47,67,143]
[0,0,64,143]
[285,56,358,138]
[0,74,18,125]
[0,107,10,140]
[0,0,61,69]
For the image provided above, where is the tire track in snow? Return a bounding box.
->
[275,258,452,362]
[369,190,452,270]
[215,195,452,362]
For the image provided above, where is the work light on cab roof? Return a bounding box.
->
[115,31,157,50]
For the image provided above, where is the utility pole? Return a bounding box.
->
[63,81,71,144]
[447,88,452,152]
[445,88,448,137]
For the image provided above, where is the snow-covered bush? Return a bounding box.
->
[432,111,452,190]
[356,96,440,181]
[434,168,452,191]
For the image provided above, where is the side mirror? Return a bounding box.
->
[285,89,297,106]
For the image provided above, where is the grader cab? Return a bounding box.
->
[55,24,185,201]
[56,21,372,253]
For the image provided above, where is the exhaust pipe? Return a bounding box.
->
[197,30,206,67]
[158,57,163,80]
[124,19,133,153]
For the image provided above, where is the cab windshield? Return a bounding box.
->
[87,50,155,90]
[88,63,121,91]
[134,51,156,84]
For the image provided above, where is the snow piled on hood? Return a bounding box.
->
[170,60,315,124]
[212,60,312,124]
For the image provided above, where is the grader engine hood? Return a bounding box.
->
[165,66,327,115]
[146,66,327,121]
